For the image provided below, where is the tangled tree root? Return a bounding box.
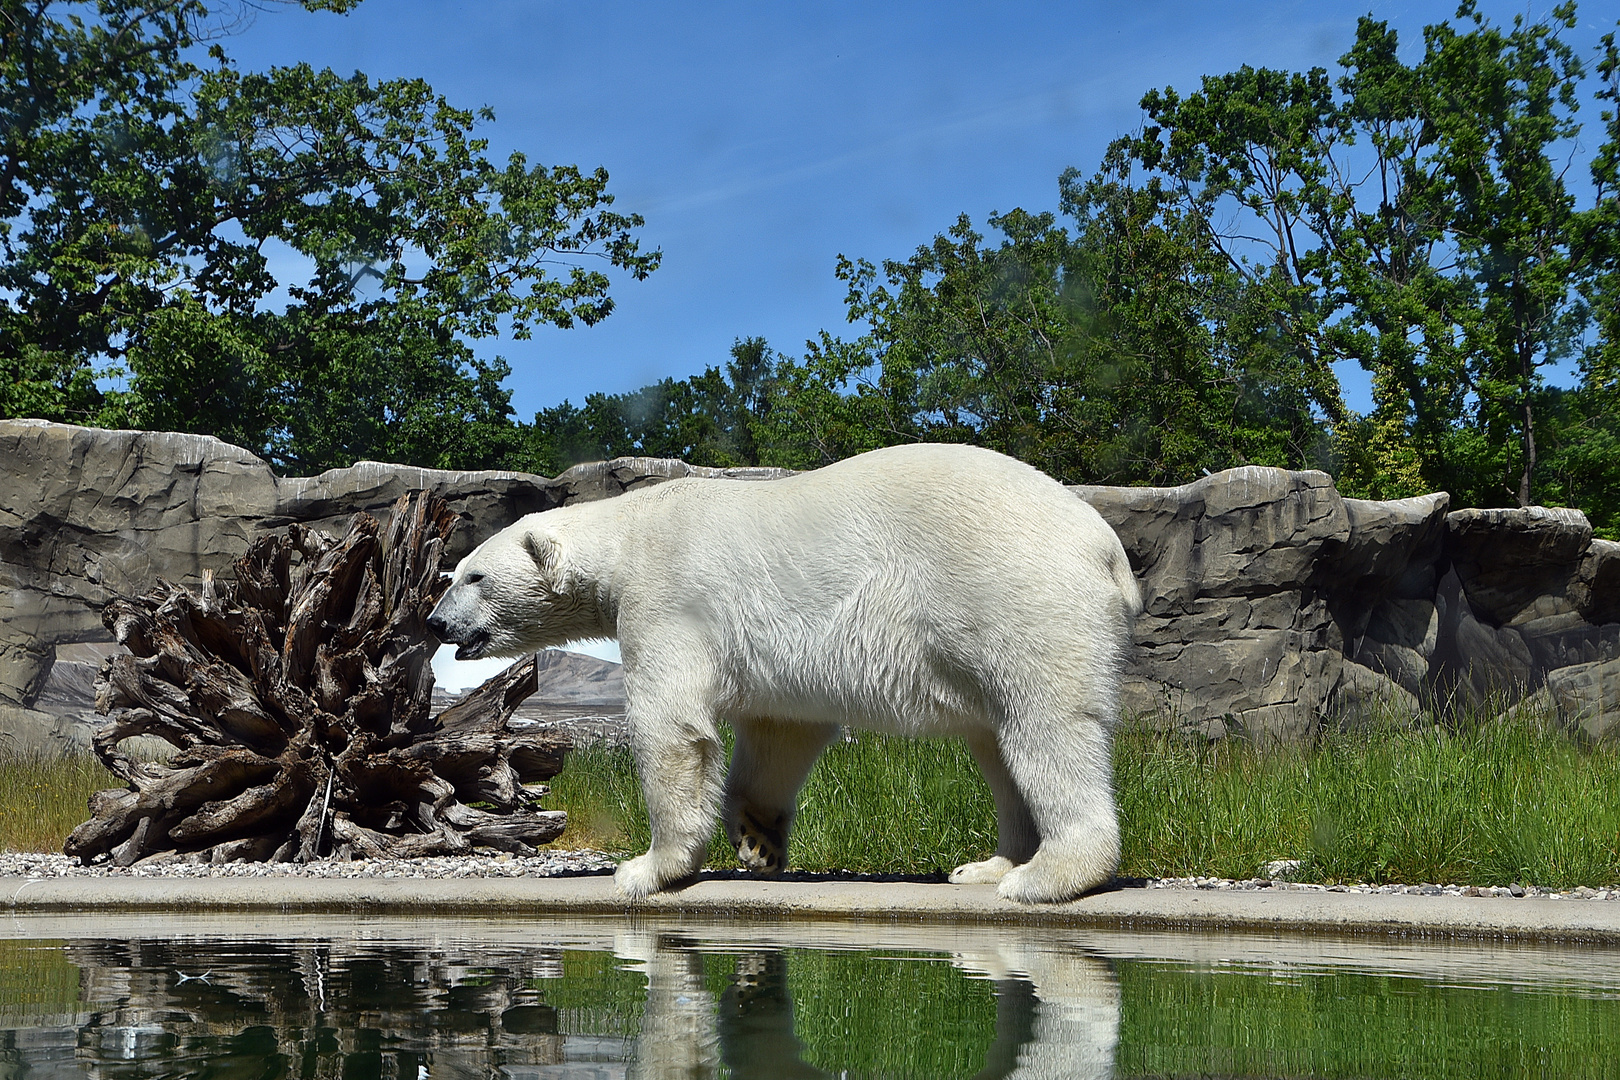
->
[65,492,569,866]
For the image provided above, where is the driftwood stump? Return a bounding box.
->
[64,492,570,866]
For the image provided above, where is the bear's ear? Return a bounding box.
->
[521,531,558,576]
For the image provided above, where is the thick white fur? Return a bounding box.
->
[429,443,1142,903]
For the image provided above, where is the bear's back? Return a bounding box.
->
[610,444,1127,655]
[639,443,1116,581]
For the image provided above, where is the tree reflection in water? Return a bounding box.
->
[31,930,1120,1079]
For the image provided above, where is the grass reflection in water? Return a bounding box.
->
[0,928,1615,1078]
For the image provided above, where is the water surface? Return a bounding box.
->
[0,914,1616,1077]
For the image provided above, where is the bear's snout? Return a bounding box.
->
[426,590,469,643]
[427,589,494,659]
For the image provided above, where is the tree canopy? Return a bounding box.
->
[0,0,658,471]
[1104,1,1618,519]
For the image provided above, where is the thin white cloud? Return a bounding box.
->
[645,74,1122,218]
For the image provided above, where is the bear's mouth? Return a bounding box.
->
[452,630,491,661]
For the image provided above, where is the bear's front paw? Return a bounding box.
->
[949,855,1014,885]
[613,855,668,899]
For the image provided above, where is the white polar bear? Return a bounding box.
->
[427,443,1142,902]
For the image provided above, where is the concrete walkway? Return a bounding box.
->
[5,872,1620,944]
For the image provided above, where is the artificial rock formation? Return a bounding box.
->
[62,492,569,866]
[0,418,785,719]
[1079,470,1620,741]
[5,418,1620,747]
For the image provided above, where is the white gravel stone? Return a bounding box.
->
[1134,873,1616,899]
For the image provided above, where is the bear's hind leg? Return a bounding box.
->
[949,728,1039,885]
[615,700,727,899]
[724,718,838,875]
[994,712,1120,904]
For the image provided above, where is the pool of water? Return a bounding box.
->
[0,914,1616,1078]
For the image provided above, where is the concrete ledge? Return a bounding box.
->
[5,873,1620,944]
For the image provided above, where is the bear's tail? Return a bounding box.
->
[1109,546,1144,619]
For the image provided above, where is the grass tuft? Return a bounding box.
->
[1115,714,1620,886]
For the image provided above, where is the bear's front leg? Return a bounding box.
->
[615,703,726,899]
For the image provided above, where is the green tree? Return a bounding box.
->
[762,198,1327,485]
[520,337,784,475]
[1585,29,1620,396]
[1112,2,1608,509]
[1548,26,1620,539]
[0,0,658,470]
[1060,172,1327,483]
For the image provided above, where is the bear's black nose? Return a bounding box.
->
[426,612,451,640]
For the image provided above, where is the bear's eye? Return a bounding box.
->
[465,572,486,585]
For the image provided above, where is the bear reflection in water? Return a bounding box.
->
[47,931,1119,1079]
[618,930,1120,1080]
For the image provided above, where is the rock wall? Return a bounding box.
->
[0,420,787,750]
[4,419,1617,751]
[1081,469,1619,742]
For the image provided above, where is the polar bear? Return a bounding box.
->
[427,443,1142,902]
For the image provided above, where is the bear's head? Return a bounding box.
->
[427,516,597,660]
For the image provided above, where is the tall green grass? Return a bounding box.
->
[0,752,117,854]
[1116,717,1620,886]
[545,734,998,874]
[547,714,1620,888]
[10,711,1619,888]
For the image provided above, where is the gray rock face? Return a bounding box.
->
[1077,467,1349,613]
[5,419,1619,749]
[1355,598,1438,696]
[1079,468,1441,741]
[1446,505,1592,625]
[553,456,794,503]
[1546,658,1620,742]
[1331,660,1423,728]
[1335,493,1451,595]
[1082,468,1618,741]
[526,648,626,706]
[0,420,558,681]
[1581,539,1620,625]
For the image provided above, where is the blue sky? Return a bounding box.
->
[221,0,1602,424]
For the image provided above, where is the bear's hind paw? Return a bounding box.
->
[735,831,785,876]
[731,806,788,876]
[996,856,1110,904]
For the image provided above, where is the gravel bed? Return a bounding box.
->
[1139,876,1620,900]
[0,852,1613,899]
[0,851,615,879]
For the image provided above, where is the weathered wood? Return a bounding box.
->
[65,492,573,865]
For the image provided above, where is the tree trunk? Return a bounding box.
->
[1519,338,1537,508]
[65,492,570,866]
